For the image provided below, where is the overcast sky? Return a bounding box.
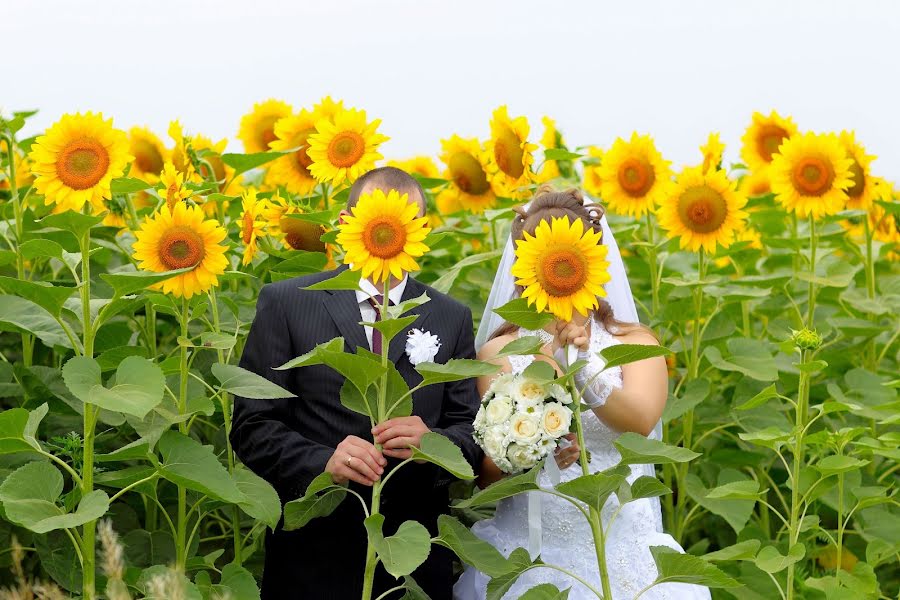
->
[5,0,899,178]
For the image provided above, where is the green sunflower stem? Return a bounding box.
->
[3,134,34,366]
[175,296,191,571]
[644,211,660,317]
[785,348,812,600]
[863,217,877,369]
[806,215,817,328]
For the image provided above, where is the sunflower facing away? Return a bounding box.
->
[387,156,440,179]
[740,111,798,172]
[128,126,168,181]
[266,109,318,196]
[512,216,610,322]
[307,108,388,186]
[238,99,293,153]
[769,132,853,219]
[740,169,772,198]
[238,189,267,265]
[700,133,725,173]
[657,167,749,254]
[535,116,564,182]
[598,132,672,218]
[157,162,192,212]
[839,131,877,211]
[132,201,228,298]
[487,106,537,198]
[582,146,604,198]
[29,112,132,213]
[337,188,431,282]
[169,120,238,194]
[440,135,496,214]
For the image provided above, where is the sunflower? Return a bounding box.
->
[337,188,431,282]
[263,192,330,256]
[311,96,345,123]
[740,111,798,172]
[128,127,168,181]
[29,112,132,213]
[439,135,496,214]
[387,156,440,179]
[657,167,749,254]
[169,121,239,194]
[0,151,34,191]
[511,216,610,322]
[487,106,537,198]
[238,99,293,153]
[582,146,604,197]
[157,162,192,212]
[769,132,853,219]
[101,198,129,229]
[598,132,671,218]
[700,133,725,173]
[535,116,565,183]
[238,189,267,265]
[266,109,318,196]
[870,181,900,261]
[435,188,463,216]
[307,108,388,185]
[714,226,763,268]
[132,201,228,299]
[740,169,771,197]
[838,131,877,211]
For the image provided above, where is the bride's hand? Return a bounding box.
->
[553,317,590,353]
[554,433,580,470]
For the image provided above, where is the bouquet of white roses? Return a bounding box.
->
[472,371,574,473]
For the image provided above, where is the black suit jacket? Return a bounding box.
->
[230,266,483,600]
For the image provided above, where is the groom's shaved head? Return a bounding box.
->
[347,167,427,217]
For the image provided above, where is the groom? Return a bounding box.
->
[231,167,483,600]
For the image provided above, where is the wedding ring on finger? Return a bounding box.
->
[345,455,353,467]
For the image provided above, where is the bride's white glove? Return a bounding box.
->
[553,345,615,409]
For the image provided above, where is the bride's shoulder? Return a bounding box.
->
[476,333,519,362]
[612,324,660,347]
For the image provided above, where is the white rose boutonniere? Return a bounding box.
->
[405,328,441,365]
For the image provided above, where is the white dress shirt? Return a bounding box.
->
[355,275,408,350]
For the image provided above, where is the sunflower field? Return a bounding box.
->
[0,99,897,600]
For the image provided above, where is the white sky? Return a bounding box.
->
[5,0,899,178]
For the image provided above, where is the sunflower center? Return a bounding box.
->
[133,139,164,174]
[242,212,254,244]
[755,125,790,162]
[158,226,206,270]
[281,217,326,252]
[846,158,865,199]
[536,249,588,297]
[449,151,491,195]
[677,185,728,233]
[327,131,365,168]
[56,138,110,190]
[791,155,835,197]
[617,157,655,197]
[493,125,525,179]
[362,217,407,259]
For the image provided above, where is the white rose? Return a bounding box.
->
[509,412,542,445]
[482,425,507,460]
[485,395,514,425]
[512,378,548,408]
[548,383,572,404]
[490,372,515,396]
[473,407,487,432]
[541,402,573,438]
[507,442,540,471]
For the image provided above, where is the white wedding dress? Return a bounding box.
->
[453,318,712,600]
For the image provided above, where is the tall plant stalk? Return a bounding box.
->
[2,134,34,366]
[176,297,191,571]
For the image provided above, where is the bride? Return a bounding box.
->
[453,186,710,600]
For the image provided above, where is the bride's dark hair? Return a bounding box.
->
[490,184,652,341]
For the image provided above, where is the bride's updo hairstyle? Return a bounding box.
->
[491,184,648,341]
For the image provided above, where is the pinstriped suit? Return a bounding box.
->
[230,265,482,599]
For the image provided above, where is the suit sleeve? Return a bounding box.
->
[230,284,333,501]
[430,305,484,486]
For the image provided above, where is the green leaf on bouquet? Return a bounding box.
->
[276,337,386,395]
[486,547,540,600]
[518,584,571,600]
[63,355,165,419]
[617,475,672,504]
[0,461,110,533]
[434,515,511,578]
[110,176,153,193]
[366,315,419,345]
[703,540,762,562]
[494,335,546,359]
[455,464,542,509]
[754,543,805,574]
[415,359,500,386]
[363,514,431,578]
[493,298,555,331]
[283,472,348,530]
[0,276,76,317]
[614,432,700,465]
[37,210,105,238]
[0,404,45,455]
[157,431,244,503]
[221,150,285,175]
[556,469,628,512]
[386,292,431,318]
[233,466,282,530]
[211,363,294,399]
[706,480,765,500]
[409,432,475,480]
[649,546,741,588]
[522,360,557,384]
[303,269,362,291]
[100,267,193,298]
[598,344,671,370]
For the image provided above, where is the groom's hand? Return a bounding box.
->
[326,436,387,486]
[372,416,430,460]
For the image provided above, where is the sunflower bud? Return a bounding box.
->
[791,328,822,351]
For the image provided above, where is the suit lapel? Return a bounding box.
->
[322,267,370,353]
[387,276,435,364]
